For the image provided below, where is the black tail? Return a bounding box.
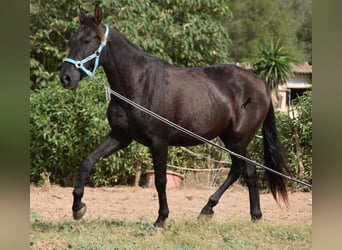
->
[262,101,290,207]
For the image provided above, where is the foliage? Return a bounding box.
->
[291,0,312,63]
[30,75,151,187]
[104,0,231,67]
[30,0,231,86]
[30,0,84,87]
[30,214,312,249]
[292,91,312,179]
[227,0,311,63]
[30,0,312,86]
[248,39,297,92]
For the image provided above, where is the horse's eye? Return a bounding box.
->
[84,39,91,44]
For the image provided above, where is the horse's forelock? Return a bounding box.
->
[83,17,105,41]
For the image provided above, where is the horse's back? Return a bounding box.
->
[167,64,268,101]
[164,64,270,146]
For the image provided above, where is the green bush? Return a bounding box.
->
[30,75,151,187]
[30,0,82,87]
[30,0,230,87]
[292,91,312,179]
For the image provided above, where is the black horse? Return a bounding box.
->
[60,7,289,227]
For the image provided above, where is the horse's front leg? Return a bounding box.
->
[150,141,169,227]
[72,132,131,220]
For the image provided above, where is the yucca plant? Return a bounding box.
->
[249,39,297,96]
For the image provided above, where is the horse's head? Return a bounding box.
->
[60,6,106,90]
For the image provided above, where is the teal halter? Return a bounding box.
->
[64,24,109,77]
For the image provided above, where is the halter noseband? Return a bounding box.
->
[64,24,109,78]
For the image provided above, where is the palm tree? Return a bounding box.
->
[249,39,296,104]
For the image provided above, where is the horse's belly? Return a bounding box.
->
[169,116,229,146]
[169,134,217,146]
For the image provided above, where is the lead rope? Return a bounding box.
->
[90,76,312,188]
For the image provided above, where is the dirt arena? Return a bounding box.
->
[30,184,311,226]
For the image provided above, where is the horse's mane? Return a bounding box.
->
[111,27,144,53]
[111,26,171,65]
[84,17,170,65]
[84,17,146,54]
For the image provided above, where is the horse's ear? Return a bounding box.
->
[94,6,102,25]
[77,6,86,24]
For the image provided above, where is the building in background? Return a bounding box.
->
[237,62,312,117]
[278,62,312,117]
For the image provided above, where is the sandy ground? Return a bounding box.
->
[30,184,312,226]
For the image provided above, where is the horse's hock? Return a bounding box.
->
[146,170,184,189]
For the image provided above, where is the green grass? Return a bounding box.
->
[30,211,311,249]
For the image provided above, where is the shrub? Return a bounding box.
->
[30,76,151,186]
[30,1,230,87]
[292,91,312,179]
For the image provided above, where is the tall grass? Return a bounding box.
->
[30,211,311,249]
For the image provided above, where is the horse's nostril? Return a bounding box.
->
[61,74,71,85]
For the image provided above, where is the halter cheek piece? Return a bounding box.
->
[64,24,109,78]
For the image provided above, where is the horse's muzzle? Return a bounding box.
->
[59,69,80,90]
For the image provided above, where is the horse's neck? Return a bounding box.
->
[101,29,147,98]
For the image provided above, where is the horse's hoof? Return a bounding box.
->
[73,205,87,220]
[251,210,262,222]
[153,217,166,228]
[153,221,164,228]
[197,212,214,220]
[251,215,262,222]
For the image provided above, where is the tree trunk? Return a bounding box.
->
[271,89,280,109]
[294,129,305,176]
[134,161,142,187]
[291,102,305,176]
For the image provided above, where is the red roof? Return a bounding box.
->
[293,62,312,74]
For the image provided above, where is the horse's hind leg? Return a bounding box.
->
[199,152,262,221]
[242,152,262,220]
[199,155,242,218]
[72,132,131,220]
